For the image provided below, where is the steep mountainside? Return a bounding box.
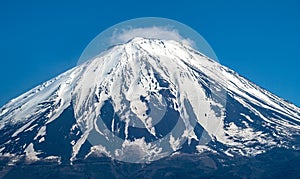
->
[0,38,299,164]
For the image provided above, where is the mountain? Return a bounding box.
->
[0,38,300,175]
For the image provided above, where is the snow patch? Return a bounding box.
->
[24,143,39,161]
[196,145,217,154]
[45,156,62,164]
[34,126,46,140]
[38,137,45,143]
[85,145,111,159]
[114,138,165,163]
[169,135,181,151]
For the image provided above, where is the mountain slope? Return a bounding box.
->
[0,38,299,164]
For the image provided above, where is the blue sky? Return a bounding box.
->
[0,0,299,107]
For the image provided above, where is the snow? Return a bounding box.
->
[39,137,45,143]
[71,130,90,162]
[0,37,300,162]
[114,138,164,163]
[45,156,61,164]
[196,145,217,154]
[0,108,8,116]
[169,135,181,151]
[24,123,38,132]
[223,122,276,156]
[24,143,39,161]
[73,38,226,148]
[0,66,83,131]
[85,145,111,159]
[12,120,35,137]
[240,113,254,123]
[34,126,46,140]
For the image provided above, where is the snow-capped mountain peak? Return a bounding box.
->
[0,37,299,163]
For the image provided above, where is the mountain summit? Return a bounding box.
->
[0,38,299,164]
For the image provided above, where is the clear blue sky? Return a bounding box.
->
[0,0,299,107]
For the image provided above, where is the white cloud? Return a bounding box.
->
[110,26,195,47]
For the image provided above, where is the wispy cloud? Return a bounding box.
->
[110,26,195,47]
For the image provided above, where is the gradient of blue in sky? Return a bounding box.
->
[0,0,299,107]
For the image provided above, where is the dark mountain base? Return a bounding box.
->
[1,148,299,178]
